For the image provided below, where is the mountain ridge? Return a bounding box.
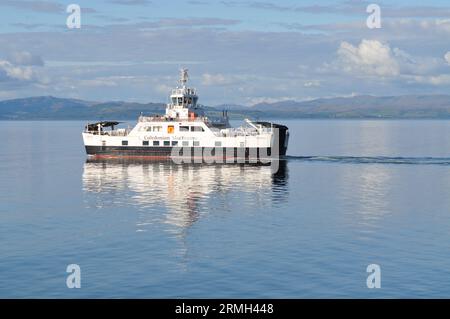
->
[2,95,450,120]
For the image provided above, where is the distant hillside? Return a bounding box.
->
[2,95,450,120]
[0,96,165,120]
[250,95,450,118]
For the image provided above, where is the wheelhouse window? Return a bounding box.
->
[163,141,170,146]
[122,140,128,146]
[172,141,178,146]
[153,126,162,132]
[182,141,189,146]
[193,141,200,147]
[215,141,222,147]
[179,126,189,132]
[191,126,204,132]
[142,141,149,146]
[153,141,160,146]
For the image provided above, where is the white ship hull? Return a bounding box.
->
[83,120,288,160]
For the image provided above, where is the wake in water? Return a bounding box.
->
[285,155,450,166]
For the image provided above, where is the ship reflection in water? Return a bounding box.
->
[82,159,288,235]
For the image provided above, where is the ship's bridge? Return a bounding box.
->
[166,68,199,119]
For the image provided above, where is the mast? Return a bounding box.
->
[180,68,188,87]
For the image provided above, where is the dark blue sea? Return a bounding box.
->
[1,119,450,298]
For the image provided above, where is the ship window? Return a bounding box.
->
[164,141,170,146]
[144,126,152,132]
[142,141,149,146]
[153,126,162,132]
[177,97,182,105]
[193,141,200,147]
[180,126,189,132]
[215,141,222,147]
[240,142,245,148]
[122,140,128,146]
[172,141,178,146]
[191,126,204,132]
[153,141,160,146]
[172,98,176,104]
[182,141,189,146]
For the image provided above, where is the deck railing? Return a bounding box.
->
[85,129,130,136]
[138,115,207,123]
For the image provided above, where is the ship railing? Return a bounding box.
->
[138,115,207,122]
[217,127,273,137]
[103,129,130,136]
[85,129,130,136]
[171,88,196,95]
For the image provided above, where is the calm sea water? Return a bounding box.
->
[1,120,450,298]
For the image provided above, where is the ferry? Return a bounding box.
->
[82,69,289,162]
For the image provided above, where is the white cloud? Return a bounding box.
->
[412,74,450,85]
[392,47,442,76]
[303,80,321,88]
[0,60,35,81]
[0,52,44,84]
[201,73,233,86]
[78,78,118,87]
[155,83,172,94]
[420,19,450,33]
[245,96,297,106]
[337,40,400,77]
[8,51,44,66]
[325,39,450,88]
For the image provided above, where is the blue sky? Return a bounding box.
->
[1,0,450,105]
